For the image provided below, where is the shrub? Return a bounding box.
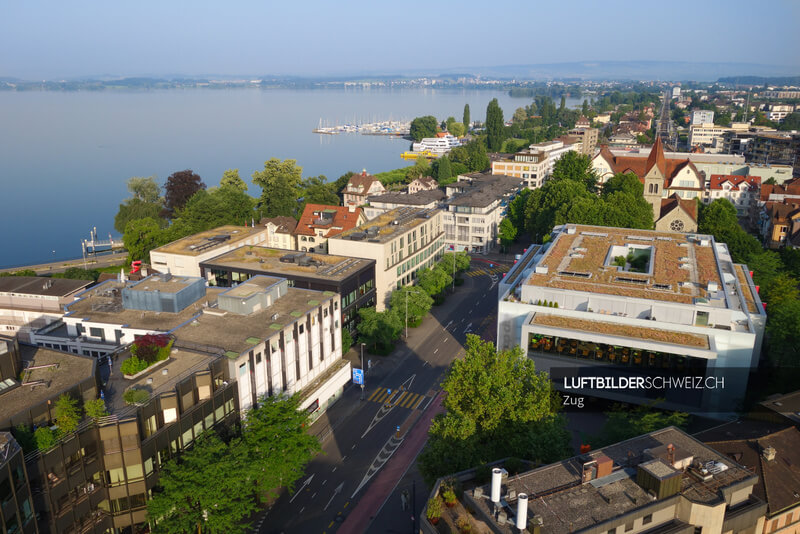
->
[341,329,353,351]
[426,497,442,520]
[131,333,172,364]
[505,457,522,474]
[123,388,150,406]
[457,516,472,533]
[120,356,149,376]
[84,398,108,419]
[54,394,80,434]
[474,463,491,485]
[12,424,36,453]
[34,427,57,451]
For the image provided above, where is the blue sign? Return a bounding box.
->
[352,368,364,385]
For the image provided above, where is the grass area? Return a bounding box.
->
[373,166,414,186]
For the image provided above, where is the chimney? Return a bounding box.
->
[763,446,777,462]
[667,444,675,466]
[348,204,356,213]
[491,468,502,503]
[362,169,367,176]
[516,493,528,530]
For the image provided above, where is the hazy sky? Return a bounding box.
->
[2,0,799,79]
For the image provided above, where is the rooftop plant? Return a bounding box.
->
[123,388,150,406]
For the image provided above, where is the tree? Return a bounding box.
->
[84,398,108,420]
[499,218,517,250]
[590,403,689,448]
[163,170,206,219]
[448,121,465,137]
[525,179,593,240]
[333,171,355,195]
[389,286,433,326]
[603,172,643,197]
[252,158,303,218]
[765,298,800,367]
[779,112,800,131]
[441,251,471,273]
[512,107,527,124]
[54,394,80,434]
[127,175,161,203]
[357,307,402,353]
[463,104,470,131]
[299,175,339,214]
[416,266,452,297]
[435,156,452,184]
[123,217,166,262]
[220,168,248,191]
[405,156,430,181]
[486,99,505,151]
[238,395,321,500]
[147,432,256,534]
[507,189,531,235]
[764,177,778,186]
[410,116,438,142]
[418,335,570,484]
[114,197,166,233]
[34,427,57,452]
[550,151,598,192]
[582,100,589,117]
[169,186,257,237]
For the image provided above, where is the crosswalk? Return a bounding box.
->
[366,388,426,409]
[464,266,509,277]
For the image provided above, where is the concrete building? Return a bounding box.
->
[293,204,365,254]
[497,224,765,413]
[423,426,766,534]
[259,216,298,250]
[491,139,579,190]
[762,90,800,99]
[764,104,795,122]
[745,132,800,173]
[342,170,385,208]
[328,207,444,311]
[199,247,376,334]
[362,190,444,220]
[0,432,37,534]
[672,86,681,98]
[443,172,522,254]
[0,277,91,343]
[691,109,715,125]
[149,225,270,277]
[689,123,749,153]
[565,127,600,155]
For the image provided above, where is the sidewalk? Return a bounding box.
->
[336,392,445,534]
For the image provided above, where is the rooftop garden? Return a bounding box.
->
[735,265,758,313]
[121,333,173,377]
[694,245,722,289]
[532,313,709,348]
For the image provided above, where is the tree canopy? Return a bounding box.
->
[410,116,438,142]
[114,176,166,233]
[220,169,248,191]
[357,307,402,353]
[463,104,470,131]
[168,186,257,237]
[123,217,166,262]
[551,151,598,192]
[252,158,303,218]
[163,170,206,219]
[486,98,506,151]
[127,175,162,203]
[298,175,339,214]
[590,403,689,448]
[389,286,433,326]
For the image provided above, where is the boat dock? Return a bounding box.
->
[312,118,411,136]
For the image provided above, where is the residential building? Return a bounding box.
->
[342,170,385,208]
[722,126,780,157]
[0,432,37,534]
[293,204,365,254]
[689,123,749,153]
[706,175,762,217]
[704,427,800,534]
[497,224,766,413]
[362,189,444,220]
[594,112,612,125]
[757,390,800,427]
[0,277,91,343]
[443,172,522,254]
[746,132,800,173]
[149,225,270,277]
[424,426,766,534]
[407,176,438,194]
[691,109,715,125]
[491,139,579,189]
[672,86,681,98]
[759,202,800,248]
[762,90,800,99]
[259,216,298,250]
[199,247,376,334]
[760,181,800,204]
[608,132,640,148]
[565,127,599,155]
[328,207,444,311]
[764,104,795,123]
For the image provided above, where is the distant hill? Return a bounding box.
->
[717,75,800,86]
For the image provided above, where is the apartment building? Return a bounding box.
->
[691,109,715,125]
[362,190,444,220]
[199,247,376,334]
[689,123,749,153]
[0,277,91,343]
[762,90,800,99]
[149,225,271,277]
[0,432,37,534]
[259,216,297,250]
[293,204,365,254]
[565,127,599,155]
[423,426,766,534]
[764,104,796,122]
[443,173,522,254]
[328,207,444,311]
[342,170,385,208]
[497,224,766,413]
[706,175,762,217]
[491,139,579,189]
[758,202,800,248]
[407,176,438,194]
[746,132,800,173]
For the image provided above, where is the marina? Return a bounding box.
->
[312,118,411,136]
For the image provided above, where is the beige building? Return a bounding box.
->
[407,176,438,194]
[566,126,599,155]
[150,225,270,277]
[491,139,578,190]
[0,277,90,342]
[328,207,444,310]
[342,170,385,207]
[689,122,749,153]
[260,216,298,250]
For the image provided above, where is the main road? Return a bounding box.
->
[254,259,507,533]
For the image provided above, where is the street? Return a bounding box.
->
[253,258,506,533]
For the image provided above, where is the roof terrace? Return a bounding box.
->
[335,207,440,244]
[152,225,264,256]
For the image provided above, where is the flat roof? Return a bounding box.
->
[0,277,92,298]
[447,175,521,209]
[66,281,223,331]
[472,427,755,534]
[526,225,723,305]
[152,225,265,256]
[0,345,95,424]
[200,247,374,283]
[173,287,334,356]
[367,189,444,206]
[128,274,200,293]
[334,207,440,244]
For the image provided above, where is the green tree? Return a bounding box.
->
[127,175,162,203]
[602,172,643,197]
[84,398,108,420]
[486,98,506,151]
[114,197,166,234]
[550,151,598,192]
[299,175,339,214]
[418,335,570,484]
[333,171,355,195]
[525,179,593,240]
[147,432,256,534]
[765,298,800,366]
[238,395,321,500]
[409,115,438,142]
[0,270,37,277]
[251,158,303,218]
[416,266,452,297]
[342,329,353,352]
[34,427,57,451]
[54,394,80,434]
[590,403,689,448]
[435,156,452,184]
[123,217,166,262]
[582,100,589,117]
[389,286,433,326]
[512,107,527,124]
[220,168,248,191]
[405,156,430,181]
[779,112,800,131]
[764,177,778,186]
[357,307,402,353]
[163,170,206,219]
[463,104,470,131]
[507,189,531,235]
[12,424,36,454]
[448,140,490,172]
[448,121,465,137]
[441,251,471,273]
[499,218,517,250]
[168,187,256,238]
[57,267,100,281]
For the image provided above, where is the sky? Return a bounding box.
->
[2,0,799,80]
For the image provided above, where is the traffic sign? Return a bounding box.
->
[352,368,364,385]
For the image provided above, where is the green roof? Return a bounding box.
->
[246,337,261,345]
[290,311,303,318]
[323,291,335,297]
[224,351,239,360]
[307,299,320,306]
[270,323,283,331]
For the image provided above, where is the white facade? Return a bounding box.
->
[411,135,461,154]
[263,222,296,250]
[688,123,749,153]
[690,110,715,125]
[491,140,579,190]
[765,104,796,122]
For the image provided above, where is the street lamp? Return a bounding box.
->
[360,342,366,400]
[452,248,456,291]
[405,290,408,339]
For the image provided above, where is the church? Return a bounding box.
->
[592,137,700,233]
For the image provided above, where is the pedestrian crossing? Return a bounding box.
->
[366,387,426,409]
[464,266,509,277]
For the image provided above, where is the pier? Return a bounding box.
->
[312,118,411,136]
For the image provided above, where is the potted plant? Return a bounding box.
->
[426,497,442,525]
[442,486,457,508]
[457,515,472,533]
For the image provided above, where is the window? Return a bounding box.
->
[625,522,634,532]
[643,514,652,525]
[106,467,126,486]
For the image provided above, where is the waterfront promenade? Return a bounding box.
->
[0,251,128,275]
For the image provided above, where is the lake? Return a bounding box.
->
[0,88,582,268]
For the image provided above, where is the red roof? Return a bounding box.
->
[708,174,761,191]
[597,141,701,189]
[294,204,363,238]
[660,193,698,222]
[345,170,381,195]
[760,182,800,202]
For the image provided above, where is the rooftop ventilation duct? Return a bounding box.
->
[491,468,502,503]
[763,446,776,461]
[516,493,528,530]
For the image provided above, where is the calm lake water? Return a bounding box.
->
[0,88,582,268]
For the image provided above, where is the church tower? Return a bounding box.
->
[643,136,667,222]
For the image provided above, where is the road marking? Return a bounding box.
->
[361,375,416,438]
[433,348,438,354]
[463,322,472,333]
[412,396,425,409]
[328,521,334,528]
[312,492,317,499]
[299,506,304,514]
[332,466,337,472]
[351,444,356,450]
[341,455,346,461]
[324,482,344,511]
[367,388,382,402]
[289,474,314,503]
[443,337,448,342]
[344,501,350,508]
[445,320,453,330]
[322,479,327,486]
[351,434,404,498]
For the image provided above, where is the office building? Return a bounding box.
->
[691,109,715,125]
[491,139,579,189]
